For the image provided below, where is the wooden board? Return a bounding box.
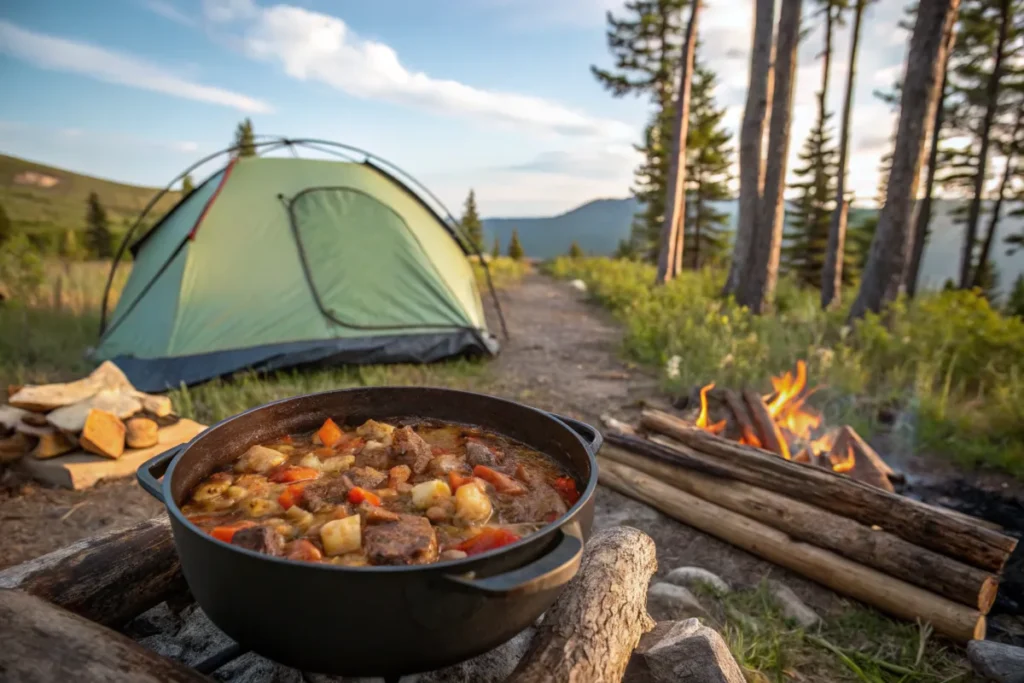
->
[19,419,205,490]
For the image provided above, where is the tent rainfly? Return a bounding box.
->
[95,139,504,392]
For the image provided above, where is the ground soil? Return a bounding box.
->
[2,273,1022,644]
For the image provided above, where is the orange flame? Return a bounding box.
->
[695,383,727,435]
[830,443,856,473]
[765,360,807,418]
[810,430,837,456]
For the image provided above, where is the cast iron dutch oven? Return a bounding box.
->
[137,387,601,677]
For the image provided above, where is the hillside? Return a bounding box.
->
[485,197,1024,297]
[0,154,179,238]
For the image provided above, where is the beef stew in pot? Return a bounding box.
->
[182,418,581,566]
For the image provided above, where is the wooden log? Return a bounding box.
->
[508,527,658,683]
[637,410,1018,572]
[828,425,894,491]
[0,589,210,683]
[722,389,760,446]
[0,516,186,628]
[597,456,986,643]
[603,444,999,613]
[742,389,786,456]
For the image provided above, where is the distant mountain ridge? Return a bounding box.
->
[484,197,1024,297]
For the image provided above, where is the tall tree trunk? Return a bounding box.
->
[722,0,776,296]
[958,0,1011,288]
[972,106,1024,288]
[693,192,703,269]
[737,0,802,313]
[822,0,866,308]
[849,0,961,321]
[905,30,954,298]
[657,0,702,284]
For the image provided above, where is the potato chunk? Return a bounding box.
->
[242,497,281,517]
[454,482,492,523]
[411,479,452,510]
[321,514,362,556]
[235,445,286,474]
[298,453,323,471]
[355,419,395,443]
[322,454,355,473]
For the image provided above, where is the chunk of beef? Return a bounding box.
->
[355,441,390,470]
[301,477,350,513]
[347,466,387,490]
[428,453,466,476]
[501,481,567,524]
[466,441,501,468]
[363,514,438,565]
[392,426,433,474]
[231,525,284,556]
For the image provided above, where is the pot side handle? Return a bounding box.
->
[136,445,184,503]
[547,412,603,457]
[443,522,583,597]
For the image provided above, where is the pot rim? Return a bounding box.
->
[161,385,599,574]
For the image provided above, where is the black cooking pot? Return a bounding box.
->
[137,387,601,677]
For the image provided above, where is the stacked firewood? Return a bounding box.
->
[0,361,176,463]
[601,409,1019,643]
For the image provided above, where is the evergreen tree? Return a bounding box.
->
[943,277,958,291]
[681,57,732,269]
[0,201,11,247]
[85,192,113,259]
[1005,274,1024,317]
[973,257,1000,306]
[491,236,501,260]
[569,241,584,259]
[507,229,524,260]
[233,118,256,157]
[592,0,688,260]
[614,239,639,260]
[182,174,195,196]
[459,190,484,252]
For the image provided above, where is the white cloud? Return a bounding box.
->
[0,20,273,114]
[214,3,632,139]
[0,120,200,155]
[143,0,197,27]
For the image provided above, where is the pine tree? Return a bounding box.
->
[491,236,501,260]
[0,201,11,247]
[973,257,1000,305]
[682,57,732,269]
[1005,274,1024,317]
[569,241,584,259]
[182,174,195,196]
[85,192,113,259]
[507,230,524,260]
[233,118,256,157]
[459,190,484,252]
[784,0,844,289]
[592,0,688,260]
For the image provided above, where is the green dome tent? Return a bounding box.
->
[96,139,504,392]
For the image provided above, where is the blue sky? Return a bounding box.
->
[0,0,908,216]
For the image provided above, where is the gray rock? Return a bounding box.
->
[646,582,710,622]
[967,640,1024,683]
[664,567,731,595]
[413,627,534,683]
[624,619,745,683]
[767,581,821,629]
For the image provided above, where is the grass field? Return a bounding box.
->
[549,257,1024,477]
[0,153,179,241]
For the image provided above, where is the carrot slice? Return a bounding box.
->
[348,487,381,506]
[552,476,581,506]
[455,527,521,556]
[318,418,344,447]
[472,465,527,495]
[277,483,308,510]
[448,471,475,491]
[268,466,320,483]
[210,521,256,543]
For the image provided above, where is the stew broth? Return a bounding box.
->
[182,418,581,566]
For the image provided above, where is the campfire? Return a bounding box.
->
[679,360,896,491]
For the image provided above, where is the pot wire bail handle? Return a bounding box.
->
[136,445,185,503]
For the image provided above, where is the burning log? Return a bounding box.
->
[604,442,999,613]
[721,390,760,447]
[829,426,894,492]
[0,589,210,683]
[508,527,658,683]
[639,410,1018,573]
[0,516,186,628]
[597,456,986,643]
[742,389,788,457]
